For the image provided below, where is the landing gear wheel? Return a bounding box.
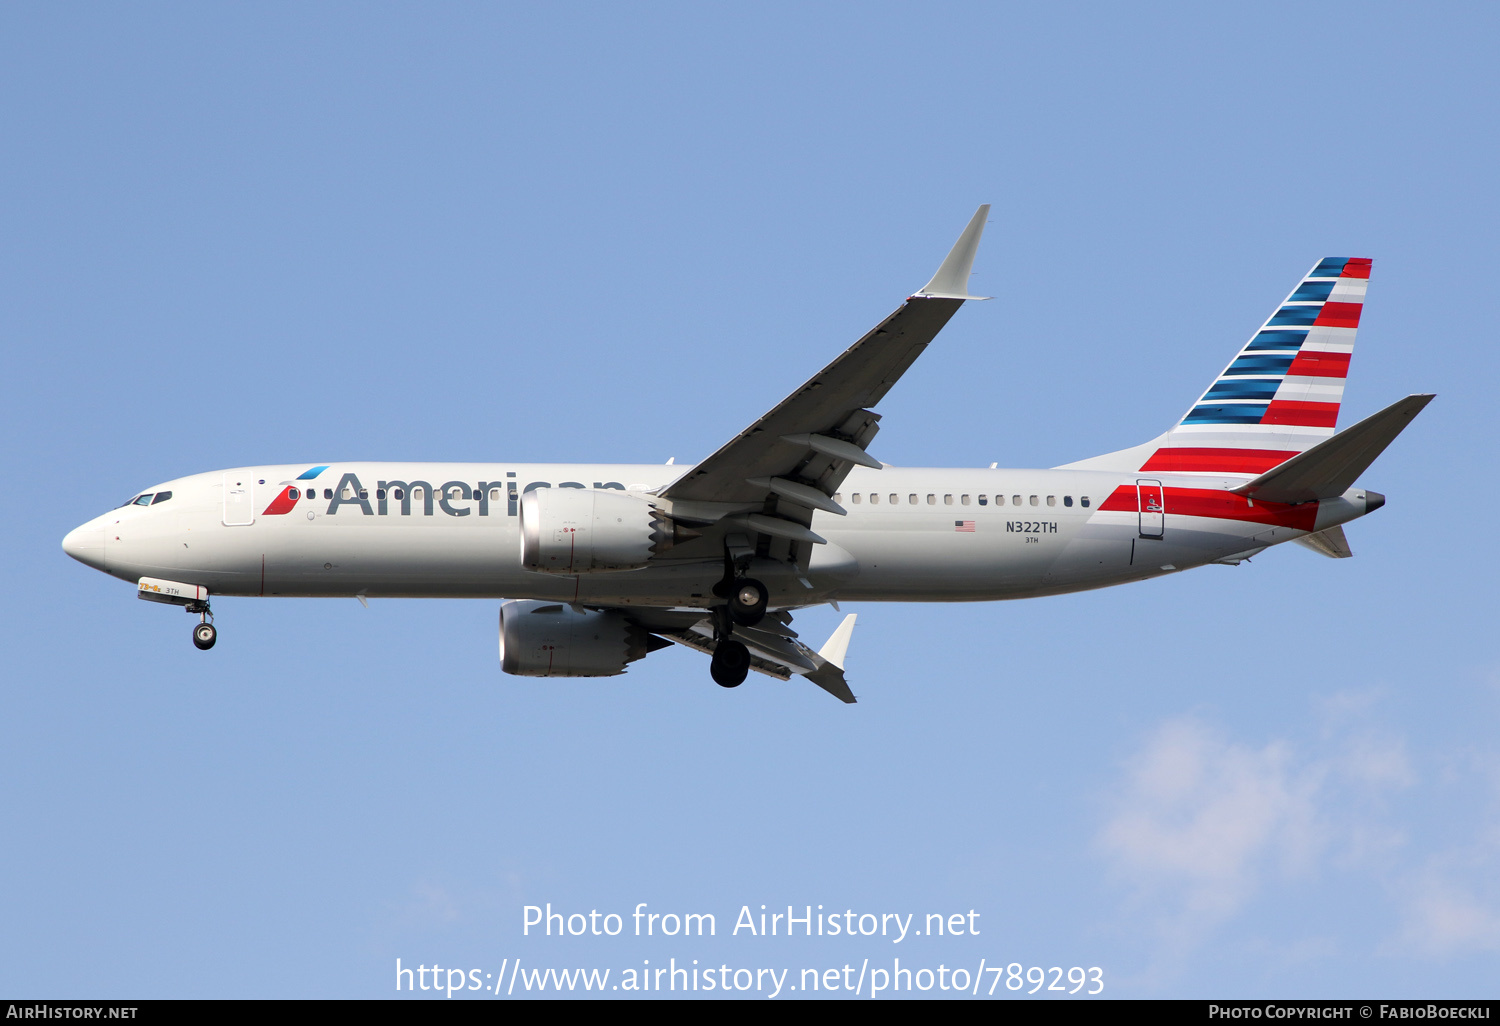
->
[727,578,768,627]
[710,639,750,688]
[192,622,217,650]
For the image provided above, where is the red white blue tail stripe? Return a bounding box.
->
[1140,258,1370,476]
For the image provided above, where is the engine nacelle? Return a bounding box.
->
[520,487,682,574]
[498,600,651,677]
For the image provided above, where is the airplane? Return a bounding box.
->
[61,206,1432,703]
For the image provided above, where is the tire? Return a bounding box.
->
[192,623,217,650]
[727,578,768,627]
[710,639,750,688]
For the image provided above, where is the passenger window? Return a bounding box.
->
[870,493,880,504]
[1046,495,1056,506]
[833,493,842,503]
[1012,495,1021,506]
[375,489,385,500]
[359,489,368,500]
[1029,495,1039,506]
[394,488,405,500]
[995,494,1005,506]
[927,494,936,505]
[133,494,153,505]
[151,491,172,504]
[324,488,333,499]
[1063,495,1073,507]
[290,488,301,500]
[978,495,988,505]
[908,493,918,505]
[1081,496,1091,508]
[961,494,970,505]
[944,494,953,505]
[852,493,862,504]
[490,488,501,501]
[889,493,898,505]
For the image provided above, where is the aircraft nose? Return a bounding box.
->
[62,520,106,571]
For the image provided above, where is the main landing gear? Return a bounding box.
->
[708,555,768,688]
[710,637,750,688]
[727,579,768,627]
[187,600,216,650]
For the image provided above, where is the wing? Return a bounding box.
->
[630,606,860,703]
[654,206,991,563]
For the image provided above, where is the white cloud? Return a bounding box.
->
[1099,716,1326,950]
[1399,875,1500,955]
[1096,680,1500,987]
[1391,749,1500,957]
[1098,697,1427,969]
[1099,692,1500,977]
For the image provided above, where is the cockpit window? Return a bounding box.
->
[132,494,153,506]
[151,491,173,504]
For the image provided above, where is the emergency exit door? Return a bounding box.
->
[223,474,255,526]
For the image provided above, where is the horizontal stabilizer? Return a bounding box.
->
[1294,524,1353,559]
[1233,394,1433,504]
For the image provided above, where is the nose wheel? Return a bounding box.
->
[186,601,216,650]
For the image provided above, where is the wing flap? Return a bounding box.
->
[630,607,859,703]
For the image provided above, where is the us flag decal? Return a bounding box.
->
[955,520,975,532]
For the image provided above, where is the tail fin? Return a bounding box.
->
[1062,258,1372,475]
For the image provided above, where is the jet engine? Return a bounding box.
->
[520,488,695,574]
[498,600,654,677]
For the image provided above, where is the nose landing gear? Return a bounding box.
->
[192,621,217,650]
[186,600,216,650]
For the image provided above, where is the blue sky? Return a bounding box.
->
[3,2,1497,999]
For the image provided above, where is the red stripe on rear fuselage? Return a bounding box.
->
[1100,485,1318,530]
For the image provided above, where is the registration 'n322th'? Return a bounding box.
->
[1006,521,1058,534]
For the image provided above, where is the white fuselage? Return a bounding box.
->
[63,461,1380,610]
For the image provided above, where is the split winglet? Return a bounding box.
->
[818,613,857,668]
[915,205,992,300]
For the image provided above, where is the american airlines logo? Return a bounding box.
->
[262,471,628,518]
